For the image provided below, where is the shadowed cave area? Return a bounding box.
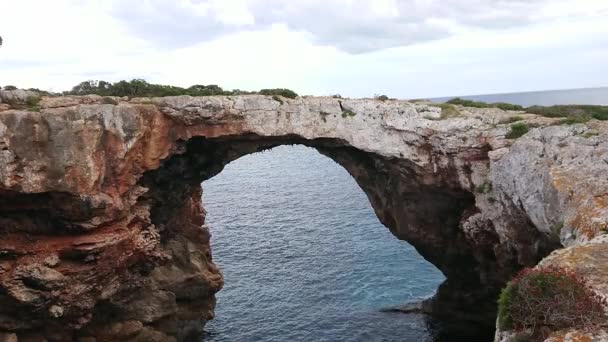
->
[137,135,507,341]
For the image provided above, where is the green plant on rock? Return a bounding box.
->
[25,95,41,112]
[505,122,529,139]
[494,102,525,111]
[581,130,600,138]
[526,105,608,121]
[435,103,460,119]
[498,266,605,340]
[500,116,524,124]
[260,88,298,99]
[271,95,284,105]
[341,109,356,118]
[475,181,492,194]
[447,97,490,108]
[557,115,591,125]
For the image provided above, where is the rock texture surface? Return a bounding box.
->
[0,91,607,341]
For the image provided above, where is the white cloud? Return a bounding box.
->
[0,0,607,97]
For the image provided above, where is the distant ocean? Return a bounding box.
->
[202,87,607,342]
[433,86,608,106]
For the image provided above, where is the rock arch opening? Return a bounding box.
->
[202,144,445,341]
[135,134,500,340]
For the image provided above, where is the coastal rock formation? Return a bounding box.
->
[0,91,606,341]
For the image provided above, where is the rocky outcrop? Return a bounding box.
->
[0,91,606,341]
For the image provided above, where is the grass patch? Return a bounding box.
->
[557,115,591,125]
[500,116,524,124]
[526,105,608,121]
[494,102,525,111]
[581,131,600,138]
[271,95,284,105]
[341,109,356,118]
[435,103,461,119]
[25,95,41,112]
[505,122,529,139]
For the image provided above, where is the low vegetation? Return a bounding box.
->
[498,266,605,341]
[446,97,524,111]
[499,116,524,124]
[526,105,608,121]
[475,181,492,194]
[260,88,298,99]
[25,95,41,112]
[56,79,299,99]
[271,95,284,104]
[581,130,600,138]
[505,123,529,139]
[437,103,461,119]
[341,109,356,118]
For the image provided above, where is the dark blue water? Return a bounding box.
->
[433,86,608,106]
[202,145,444,342]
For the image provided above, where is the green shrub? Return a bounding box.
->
[436,103,460,119]
[375,94,389,101]
[446,97,490,108]
[332,94,342,99]
[505,123,529,139]
[500,116,524,124]
[25,95,41,112]
[341,109,356,118]
[446,98,525,111]
[558,115,591,125]
[526,105,608,121]
[3,85,17,91]
[259,88,298,99]
[494,102,524,111]
[497,267,605,339]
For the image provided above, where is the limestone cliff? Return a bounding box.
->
[0,90,606,341]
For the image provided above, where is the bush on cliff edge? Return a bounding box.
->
[498,266,605,339]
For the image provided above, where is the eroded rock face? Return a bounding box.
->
[0,91,606,341]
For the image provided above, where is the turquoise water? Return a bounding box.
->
[202,145,444,342]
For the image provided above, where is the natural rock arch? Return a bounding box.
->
[3,92,601,341]
[139,133,486,338]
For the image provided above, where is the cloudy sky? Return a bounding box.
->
[1,0,607,98]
